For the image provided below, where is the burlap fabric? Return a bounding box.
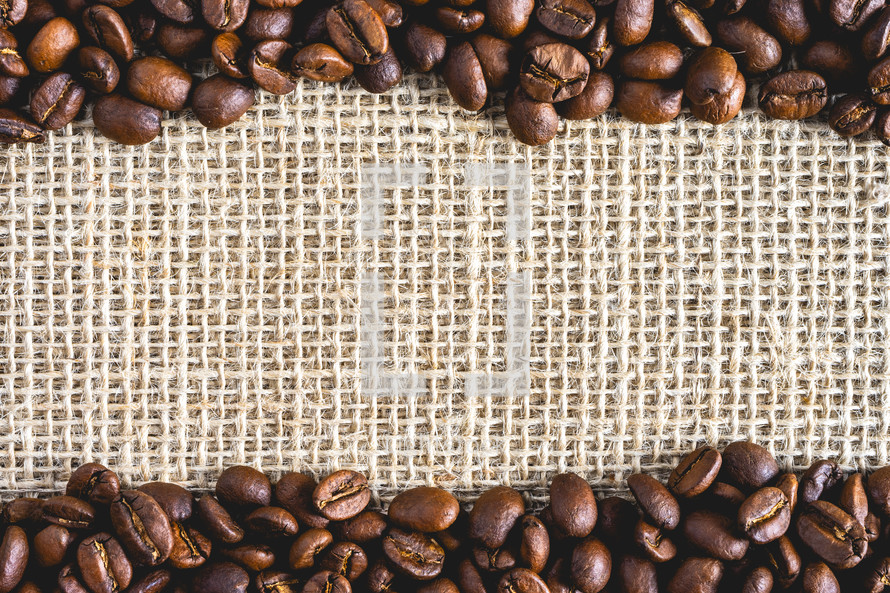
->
[1,73,889,503]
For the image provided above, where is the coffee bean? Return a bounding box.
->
[594,496,637,544]
[627,474,681,530]
[876,109,890,146]
[367,558,397,593]
[34,524,76,567]
[775,473,799,513]
[619,41,684,80]
[865,557,890,592]
[276,473,330,530]
[0,526,28,593]
[866,511,882,542]
[741,566,773,593]
[840,473,869,524]
[586,16,613,69]
[221,543,276,572]
[313,470,371,522]
[302,571,350,593]
[797,501,867,569]
[202,0,249,31]
[77,533,132,593]
[327,0,389,65]
[863,7,890,60]
[0,31,28,78]
[520,42,589,103]
[255,570,302,593]
[137,483,194,524]
[58,563,90,593]
[168,522,212,569]
[2,498,45,525]
[685,47,738,106]
[0,76,23,106]
[191,74,254,130]
[556,70,613,120]
[613,0,654,46]
[633,518,677,563]
[471,33,515,90]
[30,72,85,130]
[77,47,119,94]
[766,535,801,588]
[289,528,333,570]
[27,17,79,73]
[868,57,890,105]
[496,569,548,593]
[548,473,597,539]
[766,0,811,44]
[616,80,683,124]
[0,0,25,28]
[432,510,467,552]
[683,509,749,560]
[92,94,162,145]
[829,94,877,137]
[319,542,368,580]
[800,460,842,503]
[738,487,791,544]
[291,43,353,83]
[211,33,248,79]
[517,516,549,573]
[759,70,828,120]
[666,0,711,46]
[354,45,402,93]
[156,22,209,59]
[244,506,299,538]
[715,17,783,74]
[191,562,249,593]
[667,557,723,593]
[244,6,295,41]
[669,447,722,498]
[127,57,192,111]
[82,6,133,62]
[336,511,388,543]
[486,0,535,38]
[829,0,882,30]
[468,485,526,549]
[435,7,485,34]
[109,490,174,566]
[442,40,487,111]
[617,555,658,593]
[388,487,459,534]
[365,0,402,27]
[417,579,460,593]
[570,538,610,593]
[401,22,446,73]
[151,0,196,23]
[383,528,445,580]
[248,39,297,95]
[802,562,839,593]
[44,496,96,530]
[868,466,890,516]
[472,543,518,572]
[196,495,245,544]
[536,0,596,39]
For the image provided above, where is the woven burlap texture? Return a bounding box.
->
[1,73,889,501]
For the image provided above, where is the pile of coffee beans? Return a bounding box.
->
[3,442,890,592]
[0,0,888,146]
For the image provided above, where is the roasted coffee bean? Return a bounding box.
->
[202,0,249,31]
[683,509,749,560]
[2,498,44,525]
[520,42,589,103]
[0,526,28,593]
[196,495,245,544]
[0,31,27,78]
[319,542,368,580]
[496,569,548,593]
[738,486,791,544]
[866,511,882,542]
[633,519,677,562]
[468,485,525,549]
[685,47,738,106]
[876,110,890,146]
[401,22,446,73]
[829,0,882,30]
[365,0,402,27]
[616,80,683,124]
[211,33,248,79]
[868,58,890,105]
[275,473,330,530]
[432,510,467,552]
[0,76,22,106]
[863,7,890,61]
[0,0,25,28]
[367,558,397,593]
[742,566,773,593]
[797,501,867,569]
[58,563,90,593]
[109,490,174,566]
[383,528,445,580]
[546,474,597,538]
[613,0,654,45]
[759,70,828,119]
[776,473,799,513]
[388,486,459,533]
[354,45,402,93]
[619,41,684,80]
[667,557,723,593]
[34,524,76,567]
[30,72,85,131]
[556,70,613,120]
[126,57,192,112]
[570,538,611,593]
[291,43,353,83]
[586,16,613,70]
[417,579,460,593]
[313,470,371,521]
[327,0,388,65]
[82,6,133,62]
[617,555,658,593]
[666,0,711,46]
[517,516,549,573]
[27,17,79,73]
[865,557,890,592]
[44,496,96,530]
[627,474,681,530]
[594,496,637,544]
[77,47,119,94]
[244,506,299,538]
[536,0,596,38]
[254,570,301,593]
[766,0,811,44]
[669,447,723,499]
[244,6,295,41]
[471,33,514,90]
[191,562,249,593]
[248,39,296,95]
[156,22,208,59]
[191,74,253,129]
[829,94,877,137]
[151,0,196,23]
[92,94,162,144]
[472,543,518,572]
[289,528,333,570]
[435,6,485,34]
[77,533,132,593]
[869,466,890,516]
[486,0,535,38]
[767,535,801,588]
[802,41,856,86]
[220,543,275,572]
[137,483,193,523]
[335,511,387,543]
[442,40,487,111]
[840,473,869,524]
[801,460,842,503]
[715,18,782,75]
[302,571,350,593]
[802,562,839,593]
[168,521,212,569]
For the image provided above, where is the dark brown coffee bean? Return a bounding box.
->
[2,498,44,525]
[34,524,75,567]
[869,57,890,105]
[472,544,518,573]
[0,527,27,593]
[570,538,610,593]
[388,486,459,533]
[244,6,295,41]
[220,543,275,572]
[775,473,799,513]
[616,80,682,124]
[586,16,613,70]
[319,542,367,580]
[506,86,558,145]
[151,0,195,23]
[536,0,596,38]
[92,94,162,144]
[866,511,882,542]
[383,528,445,580]
[548,473,597,538]
[669,447,722,498]
[124,57,191,113]
[627,474,681,530]
[685,47,738,106]
[876,109,890,146]
[556,70,613,120]
[829,94,877,136]
[43,496,96,530]
[156,22,208,59]
[766,0,811,44]
[667,557,723,593]
[365,0,402,27]
[0,31,27,78]
[58,563,89,593]
[136,483,193,523]
[248,39,297,95]
[275,473,329,530]
[800,461,842,503]
[27,18,79,73]
[863,7,890,61]
[738,487,791,544]
[30,71,85,130]
[0,0,26,27]
[77,533,132,593]
[196,495,245,544]
[244,506,299,538]
[829,0,882,30]
[435,6,484,34]
[289,528,332,571]
[520,42,589,103]
[593,497,636,545]
[302,571,350,593]
[334,511,387,543]
[801,562,839,593]
[109,490,174,566]
[77,47,119,94]
[442,40,487,111]
[715,17,782,75]
[839,473,869,524]
[254,570,301,593]
[82,6,133,62]
[613,0,654,46]
[217,467,272,510]
[471,33,514,90]
[486,0,535,38]
[619,41,683,80]
[797,501,867,569]
[22,0,57,28]
[666,0,711,46]
[327,0,389,65]
[191,562,249,593]
[417,579,459,593]
[682,509,749,560]
[515,516,549,573]
[722,443,780,492]
[468,485,526,549]
[617,555,657,593]
[706,482,747,510]
[401,22,445,73]
[496,569,547,593]
[865,557,890,592]
[202,0,248,31]
[354,45,402,93]
[633,519,677,563]
[0,76,22,106]
[168,521,211,569]
[291,43,353,83]
[766,535,801,588]
[742,566,773,593]
[313,470,370,522]
[366,559,397,593]
[759,70,828,120]
[868,466,890,516]
[210,33,247,79]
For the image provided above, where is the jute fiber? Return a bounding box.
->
[1,73,890,503]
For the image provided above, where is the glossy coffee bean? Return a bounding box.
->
[30,72,85,131]
[669,447,722,499]
[58,563,89,593]
[0,31,28,79]
[586,16,613,70]
[683,509,749,560]
[168,522,212,569]
[0,0,25,28]
[354,45,402,93]
[109,490,174,566]
[244,6,295,41]
[383,528,445,580]
[468,485,526,549]
[77,533,132,593]
[254,570,301,593]
[613,0,654,45]
[367,559,397,593]
[619,41,683,80]
[797,501,867,569]
[327,0,389,65]
[617,555,658,593]
[627,474,681,530]
[742,566,773,593]
[775,473,799,513]
[738,486,791,544]
[863,7,890,61]
[633,519,677,563]
[496,569,547,593]
[803,41,856,84]
[520,42,589,103]
[829,94,877,137]
[248,39,297,95]
[275,473,330,530]
[43,496,96,530]
[548,473,597,538]
[667,557,723,593]
[869,466,890,516]
[536,0,596,39]
[570,538,611,593]
[2,498,45,525]
[767,535,801,588]
[34,524,76,567]
[202,0,249,31]
[244,506,299,538]
[126,57,192,112]
[211,33,248,79]
[291,44,353,83]
[220,543,276,572]
[865,557,890,592]
[196,495,245,544]
[472,543,518,573]
[137,483,193,523]
[313,470,371,521]
[435,7,485,34]
[27,18,79,73]
[319,542,368,580]
[666,0,711,46]
[486,0,535,38]
[92,94,162,145]
[616,80,683,124]
[388,486,459,533]
[471,33,515,90]
[802,562,839,593]
[366,0,402,27]
[335,511,387,543]
[401,22,446,73]
[442,41,487,111]
[77,47,119,94]
[151,0,196,23]
[156,22,209,59]
[82,6,133,62]
[759,70,828,120]
[766,0,811,45]
[517,516,549,573]
[216,466,272,509]
[829,0,883,30]
[191,562,249,593]
[685,47,738,106]
[191,74,253,129]
[839,473,869,524]
[289,528,333,570]
[302,571,350,593]
[0,526,28,593]
[715,18,782,75]
[556,70,613,120]
[800,460,842,503]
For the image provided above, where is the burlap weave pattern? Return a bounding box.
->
[1,73,889,502]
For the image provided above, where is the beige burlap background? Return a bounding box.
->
[1,73,889,502]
